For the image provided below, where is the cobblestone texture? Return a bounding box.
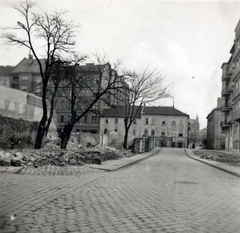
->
[1,148,240,232]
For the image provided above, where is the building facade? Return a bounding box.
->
[100,106,189,148]
[206,98,225,150]
[220,20,240,152]
[0,56,126,135]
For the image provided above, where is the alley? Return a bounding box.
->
[1,148,240,233]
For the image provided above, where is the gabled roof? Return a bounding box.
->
[142,106,189,117]
[101,105,189,118]
[0,66,14,75]
[10,58,45,74]
[101,105,142,118]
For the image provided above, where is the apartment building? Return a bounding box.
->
[0,56,126,134]
[100,105,189,148]
[206,98,225,150]
[221,20,240,151]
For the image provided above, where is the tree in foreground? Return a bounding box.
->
[56,56,125,149]
[2,1,77,148]
[122,69,170,149]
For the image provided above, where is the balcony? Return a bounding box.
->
[232,113,240,122]
[221,83,234,97]
[220,120,231,129]
[222,72,231,81]
[221,104,232,112]
[221,89,231,97]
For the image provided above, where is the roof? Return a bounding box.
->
[10,58,45,74]
[101,105,189,118]
[141,106,189,117]
[101,105,142,118]
[0,66,14,75]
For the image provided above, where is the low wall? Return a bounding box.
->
[0,85,57,148]
[0,85,42,121]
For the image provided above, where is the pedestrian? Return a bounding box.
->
[192,143,195,149]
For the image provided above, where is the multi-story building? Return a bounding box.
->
[100,105,189,148]
[9,55,43,96]
[220,19,240,151]
[0,56,126,134]
[206,98,225,149]
[55,63,126,134]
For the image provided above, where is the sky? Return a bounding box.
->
[0,0,240,129]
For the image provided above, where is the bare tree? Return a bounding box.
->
[122,69,170,149]
[2,1,78,148]
[57,56,125,149]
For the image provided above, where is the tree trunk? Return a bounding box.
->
[123,128,129,149]
[34,118,47,149]
[60,122,74,149]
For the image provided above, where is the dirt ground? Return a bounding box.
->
[192,149,240,167]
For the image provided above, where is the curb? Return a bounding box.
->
[185,149,240,178]
[89,148,161,172]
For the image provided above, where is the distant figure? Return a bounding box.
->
[192,143,195,149]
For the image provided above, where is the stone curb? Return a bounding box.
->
[88,148,161,172]
[185,149,240,178]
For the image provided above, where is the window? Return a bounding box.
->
[60,115,64,123]
[22,75,28,80]
[92,116,97,123]
[133,119,137,125]
[105,119,108,124]
[179,133,183,137]
[21,86,28,91]
[114,127,118,132]
[172,120,176,126]
[179,119,183,125]
[145,118,149,124]
[133,130,136,136]
[162,120,166,125]
[115,118,118,124]
[12,76,19,83]
[152,118,156,125]
[84,116,88,123]
[151,130,155,136]
[172,131,176,137]
[144,129,148,135]
[104,129,108,134]
[85,90,90,97]
[161,131,165,136]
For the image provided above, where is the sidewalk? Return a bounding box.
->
[86,147,161,171]
[185,149,240,178]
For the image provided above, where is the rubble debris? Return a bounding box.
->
[0,141,134,168]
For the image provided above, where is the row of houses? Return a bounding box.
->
[206,19,240,152]
[100,105,189,148]
[0,55,193,149]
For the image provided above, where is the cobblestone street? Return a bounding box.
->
[1,148,240,233]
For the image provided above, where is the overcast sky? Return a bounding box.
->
[0,0,240,129]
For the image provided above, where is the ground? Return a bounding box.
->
[1,148,240,233]
[192,149,240,166]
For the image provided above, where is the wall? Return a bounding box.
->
[0,85,57,142]
[0,85,42,121]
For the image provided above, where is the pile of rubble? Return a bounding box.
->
[0,142,134,168]
[193,150,240,163]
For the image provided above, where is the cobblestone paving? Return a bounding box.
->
[1,148,240,232]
